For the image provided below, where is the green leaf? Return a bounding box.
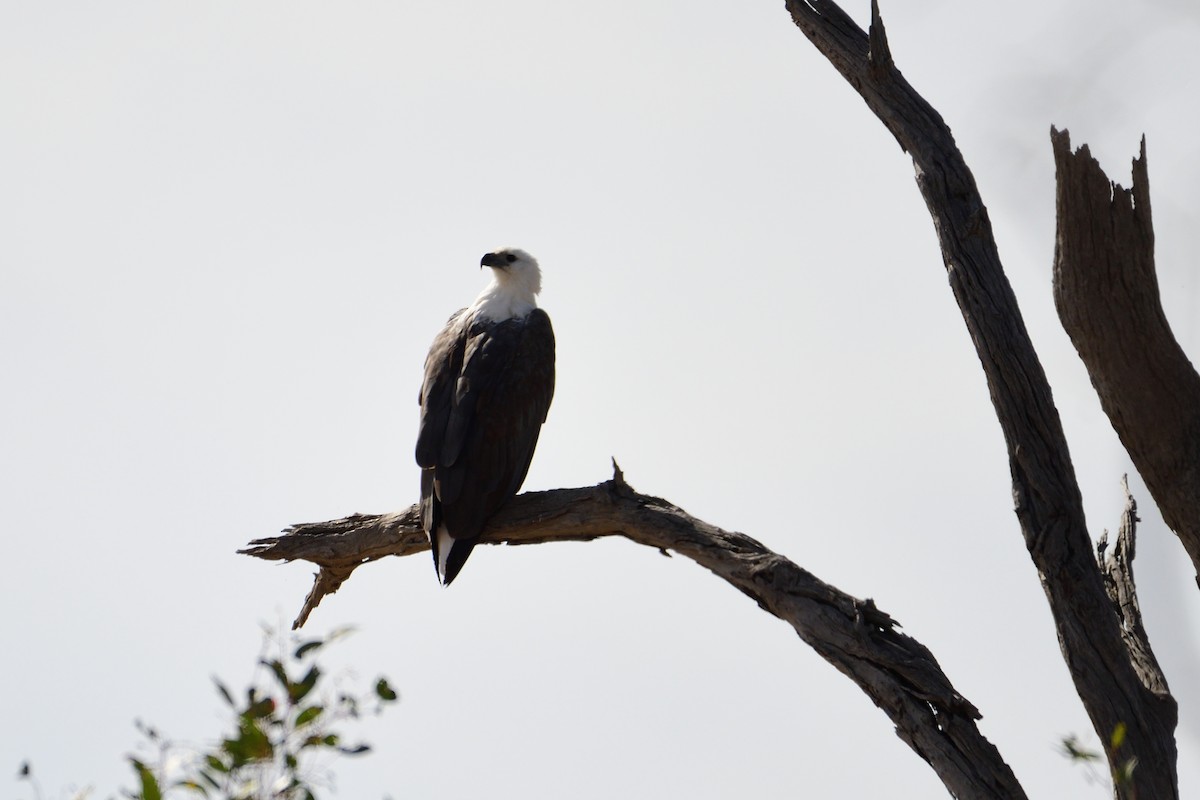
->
[176,778,210,797]
[262,659,291,695]
[295,705,324,727]
[1059,735,1100,763]
[130,758,163,800]
[245,696,277,720]
[375,678,398,702]
[223,719,273,767]
[289,666,321,704]
[1110,722,1127,749]
[213,679,235,707]
[302,732,340,749]
[293,639,325,659]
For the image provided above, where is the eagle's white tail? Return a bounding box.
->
[436,525,454,585]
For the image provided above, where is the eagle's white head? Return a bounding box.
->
[471,247,542,321]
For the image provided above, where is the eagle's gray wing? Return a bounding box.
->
[417,308,555,584]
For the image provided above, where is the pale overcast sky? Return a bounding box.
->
[3,1,1198,797]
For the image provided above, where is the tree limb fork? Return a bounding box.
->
[783,1,1177,796]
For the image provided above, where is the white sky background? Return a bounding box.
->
[3,0,1199,797]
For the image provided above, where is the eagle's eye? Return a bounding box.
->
[505,253,517,263]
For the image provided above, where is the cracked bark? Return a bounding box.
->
[1052,128,1200,585]
[782,1,1178,797]
[1096,477,1171,700]
[242,464,1025,800]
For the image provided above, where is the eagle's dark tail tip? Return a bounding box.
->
[437,537,479,587]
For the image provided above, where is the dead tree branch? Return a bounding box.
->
[781,1,1178,796]
[1097,477,1171,699]
[243,464,1025,800]
[1052,128,1200,584]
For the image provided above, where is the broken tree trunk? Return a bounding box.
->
[782,1,1178,796]
[1052,127,1200,586]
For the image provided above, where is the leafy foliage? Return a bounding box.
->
[17,628,398,800]
[129,627,397,800]
[1060,722,1138,794]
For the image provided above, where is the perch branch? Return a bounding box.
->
[782,2,1178,796]
[243,465,1025,800]
[1052,128,1200,584]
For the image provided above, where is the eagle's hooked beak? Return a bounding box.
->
[480,252,507,270]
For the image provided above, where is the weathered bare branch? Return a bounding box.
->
[1052,128,1200,585]
[1096,477,1171,698]
[781,2,1178,796]
[243,465,1025,799]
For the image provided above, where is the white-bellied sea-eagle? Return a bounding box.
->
[415,248,556,585]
